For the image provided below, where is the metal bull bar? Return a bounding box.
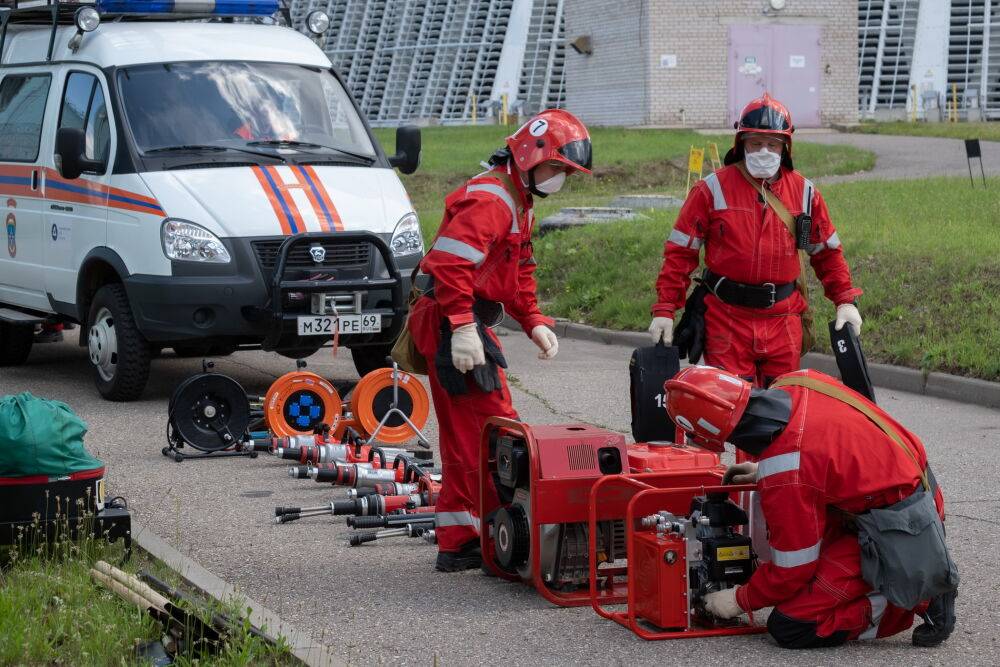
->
[262,232,406,350]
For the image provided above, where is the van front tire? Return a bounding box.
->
[0,322,34,366]
[87,284,151,401]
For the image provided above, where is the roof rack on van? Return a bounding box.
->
[0,0,287,62]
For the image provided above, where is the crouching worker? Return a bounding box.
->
[664,366,959,648]
[407,110,593,572]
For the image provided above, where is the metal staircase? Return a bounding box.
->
[291,0,566,125]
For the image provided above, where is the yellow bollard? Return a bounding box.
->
[501,94,509,126]
[949,83,959,123]
[471,93,477,125]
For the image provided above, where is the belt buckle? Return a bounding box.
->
[763,282,776,308]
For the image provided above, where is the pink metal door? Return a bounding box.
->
[770,25,821,127]
[729,24,822,127]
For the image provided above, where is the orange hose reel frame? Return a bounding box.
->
[349,368,429,444]
[264,371,343,438]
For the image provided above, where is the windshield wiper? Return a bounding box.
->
[144,144,286,162]
[246,140,376,163]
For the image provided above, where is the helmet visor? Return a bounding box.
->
[739,105,791,132]
[558,139,592,171]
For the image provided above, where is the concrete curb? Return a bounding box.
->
[505,319,1000,410]
[131,520,345,667]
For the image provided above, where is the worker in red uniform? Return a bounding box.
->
[649,93,863,386]
[407,109,593,571]
[664,365,959,649]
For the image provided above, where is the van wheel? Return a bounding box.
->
[350,344,394,378]
[87,284,151,401]
[0,322,34,366]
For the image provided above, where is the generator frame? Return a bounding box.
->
[479,417,730,609]
[588,478,767,640]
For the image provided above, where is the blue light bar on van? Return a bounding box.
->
[95,0,280,16]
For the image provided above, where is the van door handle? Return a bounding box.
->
[50,204,73,212]
[31,170,39,191]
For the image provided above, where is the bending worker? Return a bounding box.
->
[664,365,959,649]
[407,110,593,572]
[649,93,862,386]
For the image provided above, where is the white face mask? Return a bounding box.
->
[534,171,566,194]
[744,148,782,179]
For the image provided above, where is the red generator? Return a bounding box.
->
[479,418,728,608]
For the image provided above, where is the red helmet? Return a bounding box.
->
[506,109,592,175]
[664,366,751,452]
[724,92,795,169]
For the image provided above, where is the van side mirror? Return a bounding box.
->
[388,125,421,175]
[55,127,103,180]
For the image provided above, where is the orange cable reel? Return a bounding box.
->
[349,367,429,445]
[264,370,344,438]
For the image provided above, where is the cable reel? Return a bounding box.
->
[349,368,430,444]
[167,372,251,453]
[264,370,343,438]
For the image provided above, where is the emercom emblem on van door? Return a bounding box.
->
[5,198,16,258]
[310,245,326,264]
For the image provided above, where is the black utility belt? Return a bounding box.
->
[703,270,796,309]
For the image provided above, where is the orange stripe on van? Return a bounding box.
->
[301,165,343,231]
[252,166,293,235]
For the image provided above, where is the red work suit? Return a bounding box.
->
[653,165,862,385]
[408,165,552,553]
[736,370,945,643]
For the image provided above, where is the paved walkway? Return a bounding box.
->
[2,335,996,666]
[794,131,1000,184]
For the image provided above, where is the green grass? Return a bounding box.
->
[0,526,292,666]
[374,125,875,236]
[848,120,1000,141]
[532,176,1000,380]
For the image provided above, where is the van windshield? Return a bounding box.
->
[117,62,376,160]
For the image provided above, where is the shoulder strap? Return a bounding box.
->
[735,162,796,236]
[771,375,931,491]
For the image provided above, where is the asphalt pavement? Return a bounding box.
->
[2,331,998,666]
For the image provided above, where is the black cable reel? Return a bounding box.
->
[166,363,252,459]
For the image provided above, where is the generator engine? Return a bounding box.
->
[490,428,626,588]
[633,492,755,630]
[480,420,726,604]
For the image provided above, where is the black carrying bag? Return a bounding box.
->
[829,320,876,402]
[629,343,681,443]
[673,281,709,363]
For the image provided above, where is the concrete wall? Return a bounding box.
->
[564,0,649,126]
[566,0,858,127]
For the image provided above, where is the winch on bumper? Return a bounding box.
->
[124,231,412,353]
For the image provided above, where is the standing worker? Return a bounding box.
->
[407,110,593,571]
[664,365,959,648]
[649,93,863,386]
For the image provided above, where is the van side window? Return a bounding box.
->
[0,74,51,162]
[59,72,111,169]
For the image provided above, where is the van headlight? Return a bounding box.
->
[390,212,424,256]
[161,219,231,263]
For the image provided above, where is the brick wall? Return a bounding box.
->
[566,0,858,127]
[564,0,649,126]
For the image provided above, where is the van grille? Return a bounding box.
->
[252,239,372,277]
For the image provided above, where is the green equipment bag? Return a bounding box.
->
[0,393,102,477]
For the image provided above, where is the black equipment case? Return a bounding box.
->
[629,343,681,442]
[828,320,876,403]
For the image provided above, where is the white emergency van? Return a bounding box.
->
[0,0,423,400]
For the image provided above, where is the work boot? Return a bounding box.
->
[435,541,482,572]
[912,589,957,647]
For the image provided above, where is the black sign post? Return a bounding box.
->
[965,139,986,187]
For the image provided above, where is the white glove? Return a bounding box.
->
[722,462,758,486]
[531,325,559,360]
[648,316,673,345]
[451,323,485,373]
[703,587,743,619]
[835,303,862,336]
